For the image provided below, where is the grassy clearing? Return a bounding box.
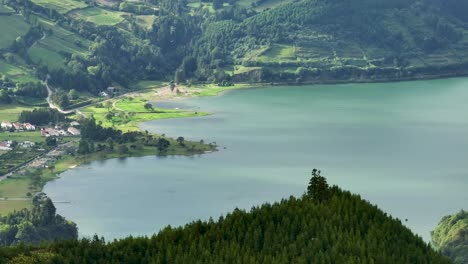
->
[0,14,30,50]
[81,98,208,132]
[0,200,31,215]
[257,44,296,62]
[0,131,45,143]
[0,60,38,84]
[193,83,255,97]
[0,177,31,198]
[236,0,292,10]
[28,47,66,69]
[70,7,127,25]
[135,15,157,30]
[31,0,87,14]
[224,65,261,75]
[0,104,35,122]
[0,177,33,215]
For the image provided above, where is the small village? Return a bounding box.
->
[0,121,80,149]
[0,119,81,178]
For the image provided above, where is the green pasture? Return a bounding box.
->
[70,7,127,26]
[0,60,37,84]
[31,0,87,14]
[0,14,30,50]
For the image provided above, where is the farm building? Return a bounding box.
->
[67,127,80,135]
[24,123,36,131]
[1,121,12,129]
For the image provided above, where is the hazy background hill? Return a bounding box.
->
[0,0,468,105]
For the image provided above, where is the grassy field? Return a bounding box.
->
[0,131,45,143]
[193,83,255,97]
[135,15,157,30]
[70,7,127,25]
[31,0,87,14]
[0,60,38,84]
[223,65,262,75]
[236,0,292,10]
[0,104,34,122]
[0,178,31,198]
[0,14,30,50]
[81,98,208,132]
[0,200,31,215]
[0,177,32,215]
[28,47,66,69]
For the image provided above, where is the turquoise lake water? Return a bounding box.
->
[44,78,468,241]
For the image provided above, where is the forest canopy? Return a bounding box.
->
[0,172,452,263]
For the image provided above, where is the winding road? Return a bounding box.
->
[44,77,86,117]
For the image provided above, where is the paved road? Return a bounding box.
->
[44,78,86,117]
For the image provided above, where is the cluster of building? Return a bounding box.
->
[41,126,80,137]
[0,140,35,150]
[1,121,36,131]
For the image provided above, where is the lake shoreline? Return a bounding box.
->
[44,77,468,242]
[2,75,465,214]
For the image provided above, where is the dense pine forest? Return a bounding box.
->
[0,171,453,263]
[1,0,468,106]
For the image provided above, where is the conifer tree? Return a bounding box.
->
[307,169,330,202]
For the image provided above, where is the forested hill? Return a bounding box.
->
[198,0,468,83]
[1,0,468,106]
[432,210,468,264]
[0,173,452,263]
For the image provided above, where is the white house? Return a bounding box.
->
[13,122,22,130]
[70,121,80,127]
[67,127,80,136]
[0,141,12,150]
[19,141,35,148]
[1,121,12,129]
[24,123,36,131]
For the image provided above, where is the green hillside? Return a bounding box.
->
[30,0,87,14]
[0,177,452,263]
[69,7,128,26]
[195,0,468,82]
[0,14,30,50]
[0,0,468,107]
[28,17,91,69]
[432,210,468,264]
